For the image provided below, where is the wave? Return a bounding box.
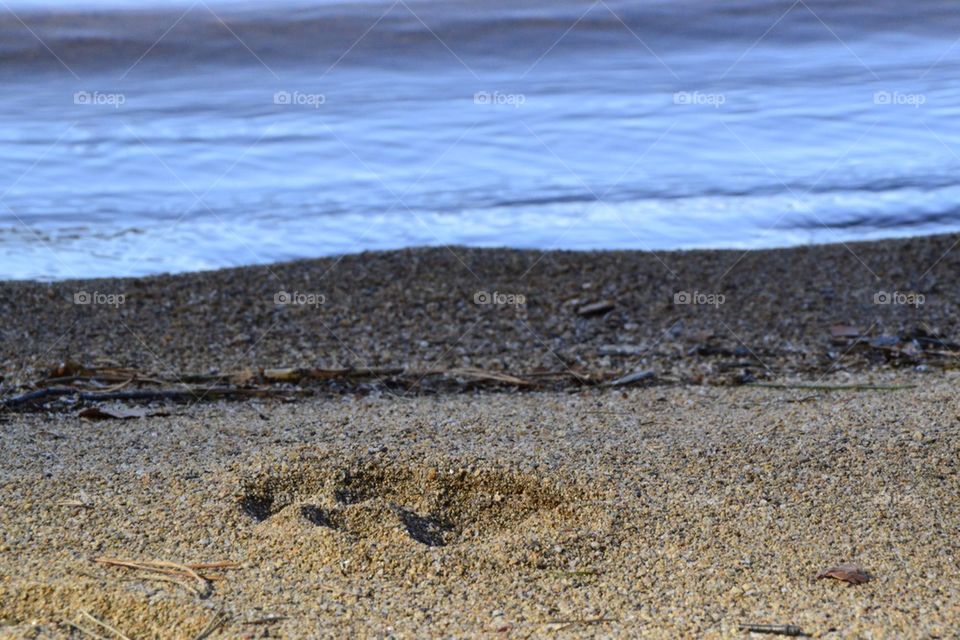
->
[2,0,958,74]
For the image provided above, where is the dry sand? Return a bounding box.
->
[2,379,959,638]
[2,237,960,638]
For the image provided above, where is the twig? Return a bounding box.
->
[782,394,820,403]
[739,622,808,636]
[447,367,533,386]
[97,378,136,393]
[67,611,133,640]
[242,616,287,625]
[193,611,229,640]
[185,561,241,570]
[747,383,915,391]
[1,387,76,408]
[2,386,297,409]
[94,557,236,599]
[81,611,132,640]
[543,616,616,630]
[56,499,94,508]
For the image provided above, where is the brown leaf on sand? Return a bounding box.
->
[816,563,870,585]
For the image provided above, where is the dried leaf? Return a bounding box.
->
[577,300,615,317]
[816,563,870,585]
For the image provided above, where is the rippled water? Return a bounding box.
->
[1,0,959,279]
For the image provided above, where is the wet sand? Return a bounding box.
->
[2,236,960,638]
[2,232,960,388]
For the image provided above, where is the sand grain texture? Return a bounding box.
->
[2,239,959,638]
[1,380,958,638]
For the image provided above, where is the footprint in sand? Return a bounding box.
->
[238,458,569,547]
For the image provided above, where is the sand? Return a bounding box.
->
[2,379,959,638]
[2,236,960,638]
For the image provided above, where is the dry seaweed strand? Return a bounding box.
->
[543,616,617,631]
[93,557,239,598]
[1,363,606,411]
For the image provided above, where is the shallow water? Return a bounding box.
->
[1,0,959,279]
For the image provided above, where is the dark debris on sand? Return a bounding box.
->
[2,234,959,400]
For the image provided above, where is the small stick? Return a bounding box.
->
[739,623,807,637]
[193,611,229,640]
[75,611,132,640]
[94,557,226,598]
[748,383,915,391]
[2,386,296,409]
[243,616,287,625]
[544,616,616,630]
[1,387,76,408]
[184,561,241,570]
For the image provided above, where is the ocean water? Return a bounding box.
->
[1,0,959,279]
